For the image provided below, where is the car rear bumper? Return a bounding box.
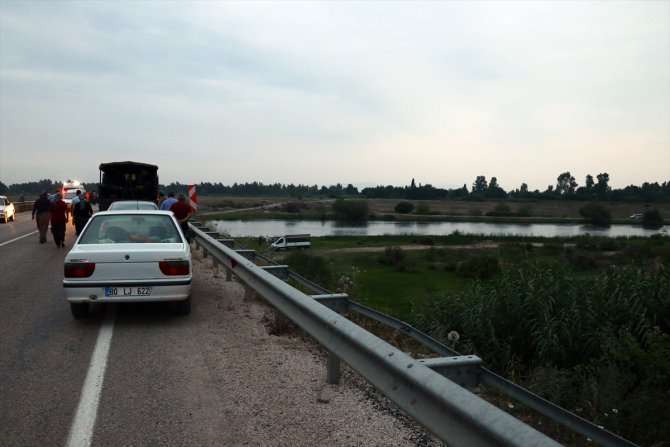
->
[63,279,191,303]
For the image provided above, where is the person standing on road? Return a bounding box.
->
[70,189,82,208]
[157,190,166,208]
[49,193,68,248]
[170,193,194,243]
[32,191,51,243]
[160,191,178,210]
[71,190,93,236]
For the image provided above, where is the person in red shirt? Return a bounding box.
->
[169,193,194,243]
[50,193,69,248]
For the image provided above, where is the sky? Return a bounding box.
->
[1,0,668,192]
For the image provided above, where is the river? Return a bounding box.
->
[211,219,668,238]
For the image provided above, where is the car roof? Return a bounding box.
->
[95,209,172,216]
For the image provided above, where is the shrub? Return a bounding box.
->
[332,198,369,222]
[566,250,597,270]
[415,237,434,246]
[379,246,416,272]
[516,204,533,217]
[455,255,501,279]
[416,202,431,215]
[394,201,415,214]
[281,202,305,213]
[486,202,512,217]
[642,208,664,228]
[579,203,612,226]
[283,252,332,286]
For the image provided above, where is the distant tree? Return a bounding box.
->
[556,172,578,196]
[344,184,359,195]
[486,177,507,198]
[410,178,416,189]
[394,201,414,214]
[596,173,610,200]
[642,208,664,228]
[0,181,7,194]
[585,174,595,191]
[452,184,469,198]
[579,203,612,226]
[472,176,488,193]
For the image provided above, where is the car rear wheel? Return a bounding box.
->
[70,302,90,318]
[174,296,191,315]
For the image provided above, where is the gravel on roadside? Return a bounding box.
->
[191,250,444,447]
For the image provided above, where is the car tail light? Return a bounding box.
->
[159,260,190,276]
[65,262,96,278]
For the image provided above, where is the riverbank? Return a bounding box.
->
[196,196,669,226]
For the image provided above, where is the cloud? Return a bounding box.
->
[1,1,668,190]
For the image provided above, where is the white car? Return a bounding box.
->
[63,189,86,208]
[63,210,192,318]
[108,200,159,210]
[0,196,16,223]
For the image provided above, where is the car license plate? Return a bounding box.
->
[105,287,152,297]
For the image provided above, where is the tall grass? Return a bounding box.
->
[412,263,670,445]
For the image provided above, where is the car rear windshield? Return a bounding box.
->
[109,202,158,210]
[79,214,182,244]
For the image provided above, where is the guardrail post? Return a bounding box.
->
[225,267,232,281]
[310,294,349,384]
[217,238,235,248]
[262,266,290,330]
[327,351,341,384]
[244,285,254,301]
[419,356,482,393]
[235,249,256,261]
[275,308,287,331]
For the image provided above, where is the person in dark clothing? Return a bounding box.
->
[32,191,51,243]
[169,193,194,243]
[50,193,68,248]
[71,191,93,236]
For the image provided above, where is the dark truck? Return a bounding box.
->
[98,161,159,211]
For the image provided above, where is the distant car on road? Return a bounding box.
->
[62,210,192,318]
[0,196,16,223]
[271,234,311,251]
[108,200,159,210]
[63,189,86,210]
[629,213,643,220]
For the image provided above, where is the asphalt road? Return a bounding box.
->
[1,212,101,446]
[0,213,247,446]
[0,212,428,447]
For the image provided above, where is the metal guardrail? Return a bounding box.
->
[191,224,562,446]
[191,223,637,447]
[252,243,636,447]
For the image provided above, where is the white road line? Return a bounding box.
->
[66,305,116,447]
[0,230,38,247]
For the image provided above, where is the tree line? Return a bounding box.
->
[2,172,669,202]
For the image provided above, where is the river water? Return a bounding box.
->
[212,219,668,238]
